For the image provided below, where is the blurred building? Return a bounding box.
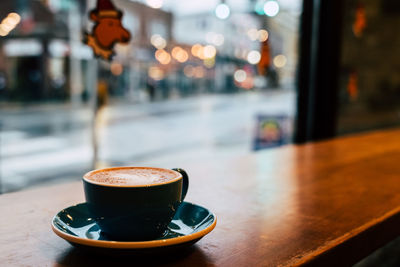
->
[0,0,301,104]
[0,0,72,102]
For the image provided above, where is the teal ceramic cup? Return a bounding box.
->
[83,167,189,241]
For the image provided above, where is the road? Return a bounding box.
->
[0,90,295,192]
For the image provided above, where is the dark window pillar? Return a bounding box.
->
[295,0,344,143]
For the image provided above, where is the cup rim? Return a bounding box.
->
[83,166,182,188]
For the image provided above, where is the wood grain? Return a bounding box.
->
[1,128,400,266]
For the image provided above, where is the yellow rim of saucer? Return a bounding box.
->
[51,214,217,249]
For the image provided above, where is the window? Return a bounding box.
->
[0,0,301,193]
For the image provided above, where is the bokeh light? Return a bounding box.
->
[273,54,287,68]
[0,27,8,36]
[155,49,171,65]
[264,1,280,17]
[0,24,13,33]
[7,13,21,24]
[172,46,189,63]
[203,45,216,59]
[148,66,164,80]
[3,18,16,29]
[146,0,163,9]
[0,13,21,37]
[191,44,203,58]
[258,29,269,42]
[247,28,258,41]
[234,69,247,83]
[150,34,167,49]
[215,3,230,20]
[247,50,261,64]
[171,46,182,59]
[177,51,188,63]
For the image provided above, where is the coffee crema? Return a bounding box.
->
[84,167,180,186]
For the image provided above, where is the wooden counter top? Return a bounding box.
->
[1,128,400,266]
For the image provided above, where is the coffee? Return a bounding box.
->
[84,167,180,186]
[83,166,189,240]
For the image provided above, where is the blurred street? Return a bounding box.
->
[0,89,295,192]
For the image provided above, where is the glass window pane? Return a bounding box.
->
[337,0,400,134]
[0,0,302,192]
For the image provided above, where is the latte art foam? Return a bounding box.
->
[86,168,179,186]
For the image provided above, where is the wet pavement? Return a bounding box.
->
[0,90,295,193]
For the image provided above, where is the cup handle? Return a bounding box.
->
[172,168,189,201]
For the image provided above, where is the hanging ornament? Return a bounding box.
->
[353,3,366,37]
[84,0,131,60]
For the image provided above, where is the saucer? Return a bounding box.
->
[52,201,216,253]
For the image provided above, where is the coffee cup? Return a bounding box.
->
[82,166,189,241]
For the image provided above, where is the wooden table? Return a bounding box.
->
[2,128,400,266]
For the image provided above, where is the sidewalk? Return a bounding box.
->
[0,90,296,193]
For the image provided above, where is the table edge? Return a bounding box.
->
[283,205,400,267]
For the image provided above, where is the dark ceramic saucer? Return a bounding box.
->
[51,202,216,253]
